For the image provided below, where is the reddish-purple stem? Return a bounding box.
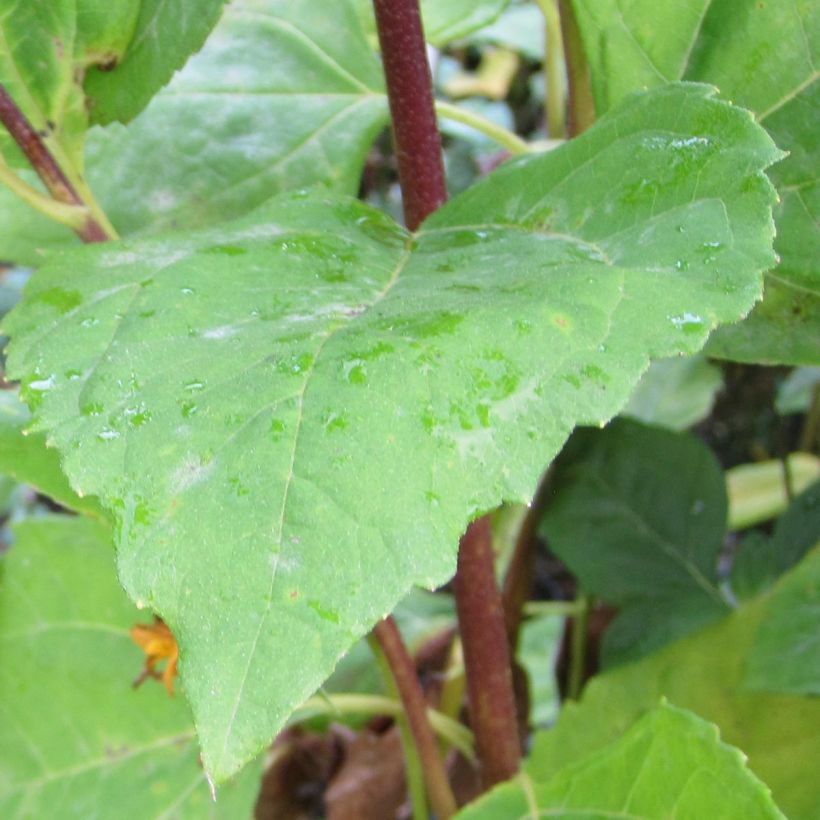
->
[0,83,108,243]
[372,617,457,818]
[372,0,447,230]
[455,517,521,787]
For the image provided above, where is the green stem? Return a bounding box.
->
[566,594,590,701]
[0,83,117,242]
[435,100,532,155]
[0,156,89,230]
[371,618,457,818]
[368,632,429,820]
[534,0,566,138]
[524,600,585,619]
[292,693,475,761]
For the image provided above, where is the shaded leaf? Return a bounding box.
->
[458,704,784,819]
[0,516,260,819]
[731,481,820,602]
[0,389,104,518]
[744,547,820,696]
[622,352,722,430]
[776,366,820,415]
[571,0,820,364]
[541,418,732,666]
[3,84,780,781]
[526,557,820,820]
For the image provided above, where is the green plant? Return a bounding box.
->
[0,1,817,817]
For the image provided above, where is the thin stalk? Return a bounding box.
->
[371,618,457,819]
[372,0,447,229]
[455,517,521,788]
[435,100,532,155]
[800,383,820,453]
[524,600,584,618]
[501,468,555,649]
[293,693,475,761]
[367,634,428,820]
[557,0,595,137]
[0,155,89,230]
[566,594,590,700]
[534,0,566,138]
[0,83,117,242]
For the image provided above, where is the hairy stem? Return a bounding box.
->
[372,0,447,229]
[0,83,117,242]
[372,617,457,818]
[455,517,521,787]
[557,0,595,137]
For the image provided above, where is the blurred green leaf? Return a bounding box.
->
[0,390,105,519]
[518,614,562,726]
[744,546,820,696]
[731,481,820,601]
[776,367,820,415]
[622,353,722,430]
[0,515,261,819]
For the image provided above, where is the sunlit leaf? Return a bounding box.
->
[528,554,820,819]
[458,704,785,819]
[571,0,820,364]
[3,84,780,781]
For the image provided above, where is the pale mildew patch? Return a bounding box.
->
[203,324,240,340]
[170,455,216,494]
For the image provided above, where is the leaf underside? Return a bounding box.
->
[3,83,780,781]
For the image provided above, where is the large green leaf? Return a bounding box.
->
[2,84,780,781]
[0,1,224,176]
[0,389,104,517]
[527,556,820,820]
[0,516,260,818]
[0,0,389,261]
[744,546,820,696]
[457,703,784,819]
[541,419,732,666]
[571,0,820,364]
